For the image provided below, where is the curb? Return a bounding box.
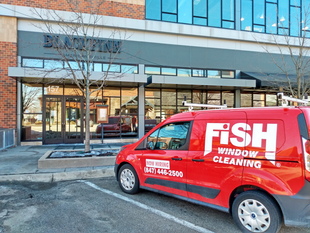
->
[0,167,115,183]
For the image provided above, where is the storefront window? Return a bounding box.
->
[22,114,43,140]
[89,88,103,139]
[207,91,221,106]
[266,94,278,106]
[22,84,43,113]
[162,89,176,120]
[145,89,160,133]
[121,88,138,137]
[253,93,265,107]
[241,92,252,107]
[222,91,234,108]
[177,90,191,112]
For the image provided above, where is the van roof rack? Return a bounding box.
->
[182,96,227,111]
[277,92,309,106]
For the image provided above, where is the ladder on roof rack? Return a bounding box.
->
[277,92,309,106]
[182,96,227,111]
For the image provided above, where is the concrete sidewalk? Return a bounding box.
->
[0,143,128,183]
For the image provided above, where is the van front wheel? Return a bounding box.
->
[118,164,140,194]
[232,191,282,233]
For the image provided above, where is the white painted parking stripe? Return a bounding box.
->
[81,181,214,233]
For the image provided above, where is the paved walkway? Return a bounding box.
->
[0,143,128,183]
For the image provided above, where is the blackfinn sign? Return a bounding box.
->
[43,34,122,53]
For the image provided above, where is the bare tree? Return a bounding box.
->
[31,0,126,152]
[22,85,41,113]
[256,2,310,99]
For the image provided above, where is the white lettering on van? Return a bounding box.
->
[205,122,278,166]
[213,156,261,168]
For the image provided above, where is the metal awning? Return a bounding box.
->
[145,75,256,90]
[8,67,148,87]
[240,72,298,88]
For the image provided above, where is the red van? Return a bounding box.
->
[114,106,310,233]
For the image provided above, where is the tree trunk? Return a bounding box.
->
[85,85,90,153]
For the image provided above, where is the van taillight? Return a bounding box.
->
[302,138,310,181]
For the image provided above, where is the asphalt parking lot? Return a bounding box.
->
[0,178,309,233]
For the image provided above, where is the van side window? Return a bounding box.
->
[148,122,190,150]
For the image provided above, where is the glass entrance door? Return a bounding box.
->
[43,96,84,144]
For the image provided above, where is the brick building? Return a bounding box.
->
[0,0,307,145]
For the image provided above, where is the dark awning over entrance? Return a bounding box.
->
[240,72,298,88]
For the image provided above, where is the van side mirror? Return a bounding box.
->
[147,141,155,150]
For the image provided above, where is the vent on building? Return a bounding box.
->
[0,129,15,151]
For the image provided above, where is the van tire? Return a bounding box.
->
[118,164,140,194]
[232,191,282,233]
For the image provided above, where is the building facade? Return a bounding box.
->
[0,0,307,145]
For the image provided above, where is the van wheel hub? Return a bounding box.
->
[238,199,271,232]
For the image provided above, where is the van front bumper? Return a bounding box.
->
[273,180,310,227]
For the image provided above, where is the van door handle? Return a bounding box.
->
[172,158,182,161]
[192,159,204,162]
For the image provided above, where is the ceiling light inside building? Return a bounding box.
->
[241,17,244,21]
[272,23,277,27]
[280,17,285,22]
[260,14,264,19]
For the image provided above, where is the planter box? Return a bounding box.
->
[38,149,117,169]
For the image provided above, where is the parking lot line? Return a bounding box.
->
[81,180,214,233]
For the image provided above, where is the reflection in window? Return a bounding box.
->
[162,67,176,75]
[22,84,43,113]
[290,6,301,36]
[122,65,138,74]
[207,70,221,78]
[266,94,278,106]
[151,122,190,150]
[209,0,221,27]
[192,69,205,77]
[253,93,265,107]
[146,0,235,29]
[178,68,191,77]
[64,61,81,70]
[163,0,177,13]
[146,0,161,20]
[94,63,102,72]
[22,59,43,68]
[44,60,63,69]
[266,3,277,34]
[222,70,235,78]
[222,0,234,21]
[194,0,207,17]
[241,0,252,31]
[162,13,177,22]
[222,91,234,108]
[178,0,192,24]
[241,93,252,107]
[22,114,43,141]
[145,66,161,75]
[208,91,221,106]
[103,63,121,72]
[253,0,265,25]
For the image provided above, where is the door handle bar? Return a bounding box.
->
[192,159,204,162]
[172,158,182,161]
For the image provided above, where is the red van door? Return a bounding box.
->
[187,111,247,207]
[141,122,191,198]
